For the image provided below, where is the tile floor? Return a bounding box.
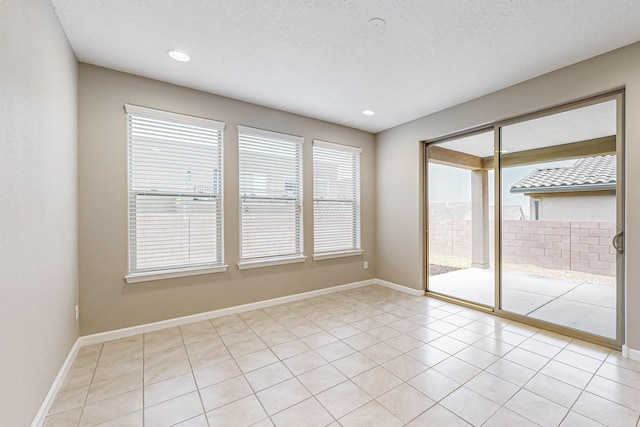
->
[44,285,640,427]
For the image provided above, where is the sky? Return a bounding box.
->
[428,160,574,218]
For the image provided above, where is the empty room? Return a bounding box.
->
[3,0,640,426]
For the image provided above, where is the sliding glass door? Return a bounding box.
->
[426,91,624,346]
[426,131,494,307]
[497,95,623,342]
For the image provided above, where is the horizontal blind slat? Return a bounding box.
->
[128,108,224,273]
[238,127,303,261]
[313,141,361,255]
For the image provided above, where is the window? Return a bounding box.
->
[238,126,304,268]
[533,199,540,220]
[125,105,225,282]
[313,140,362,259]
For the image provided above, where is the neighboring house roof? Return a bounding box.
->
[429,202,525,220]
[510,155,616,194]
[490,205,526,221]
[429,202,471,219]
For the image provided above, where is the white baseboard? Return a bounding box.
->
[77,278,423,347]
[375,279,424,296]
[79,279,377,346]
[622,345,640,361]
[32,276,562,426]
[31,339,81,427]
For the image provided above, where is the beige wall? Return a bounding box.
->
[376,42,640,350]
[535,191,616,221]
[78,64,376,335]
[0,0,79,424]
[376,134,426,289]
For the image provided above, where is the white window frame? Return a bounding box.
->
[312,140,363,260]
[124,104,227,283]
[237,126,306,269]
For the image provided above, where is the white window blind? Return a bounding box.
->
[238,126,303,263]
[313,140,361,256]
[126,104,225,275]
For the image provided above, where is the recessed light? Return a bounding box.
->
[362,109,375,116]
[167,50,190,62]
[367,18,386,29]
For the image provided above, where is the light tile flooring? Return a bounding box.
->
[45,285,640,427]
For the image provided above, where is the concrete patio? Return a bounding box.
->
[428,267,616,339]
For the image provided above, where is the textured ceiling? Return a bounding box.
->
[51,0,640,133]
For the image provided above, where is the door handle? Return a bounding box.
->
[612,231,624,254]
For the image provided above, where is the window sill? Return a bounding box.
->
[313,250,364,261]
[125,265,228,283]
[238,255,307,270]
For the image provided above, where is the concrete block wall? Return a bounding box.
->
[429,218,471,258]
[429,219,616,276]
[567,221,617,276]
[502,220,572,271]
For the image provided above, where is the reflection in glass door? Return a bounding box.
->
[426,131,494,307]
[499,97,623,341]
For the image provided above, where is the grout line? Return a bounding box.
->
[75,343,104,427]
[46,285,639,427]
[177,325,210,427]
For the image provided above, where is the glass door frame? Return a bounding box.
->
[424,126,496,312]
[423,89,625,349]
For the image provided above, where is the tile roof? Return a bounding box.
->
[510,155,616,193]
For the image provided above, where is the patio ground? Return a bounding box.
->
[428,267,616,339]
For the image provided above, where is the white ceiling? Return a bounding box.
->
[51,0,640,133]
